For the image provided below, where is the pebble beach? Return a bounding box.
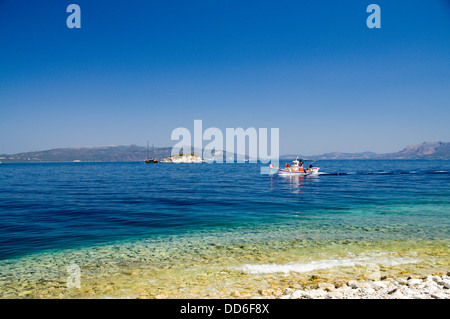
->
[278,274,450,299]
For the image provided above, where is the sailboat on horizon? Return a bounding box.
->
[145,141,159,164]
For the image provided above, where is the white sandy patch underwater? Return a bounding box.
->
[237,252,422,275]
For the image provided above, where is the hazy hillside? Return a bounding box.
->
[0,145,247,163]
[387,142,450,159]
[0,145,172,163]
[0,142,449,163]
[302,142,450,160]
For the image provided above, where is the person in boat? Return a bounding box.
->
[285,163,290,168]
[292,157,305,172]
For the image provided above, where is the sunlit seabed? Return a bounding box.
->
[0,221,448,299]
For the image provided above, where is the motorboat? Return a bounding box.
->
[269,157,320,176]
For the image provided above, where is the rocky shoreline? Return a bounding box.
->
[275,273,450,299]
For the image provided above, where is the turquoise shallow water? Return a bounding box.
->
[0,160,449,260]
[0,160,449,298]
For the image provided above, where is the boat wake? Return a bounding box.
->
[317,170,449,176]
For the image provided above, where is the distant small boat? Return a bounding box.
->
[145,141,159,164]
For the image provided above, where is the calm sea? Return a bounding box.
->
[0,160,449,260]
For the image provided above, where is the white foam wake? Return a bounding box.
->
[237,253,421,275]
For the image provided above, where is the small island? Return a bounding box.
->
[161,153,204,163]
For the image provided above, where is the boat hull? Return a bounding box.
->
[275,167,320,176]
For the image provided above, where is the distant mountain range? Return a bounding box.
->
[303,141,450,160]
[0,145,245,163]
[0,145,172,163]
[0,142,449,163]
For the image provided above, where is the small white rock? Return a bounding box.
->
[443,280,450,289]
[396,278,408,285]
[431,276,442,283]
[299,291,314,299]
[359,282,372,289]
[371,281,387,291]
[407,279,423,287]
[390,290,404,299]
[423,281,439,292]
[425,280,438,287]
[431,293,448,299]
[362,288,376,295]
[349,281,372,289]
[326,291,343,299]
[283,288,294,295]
[347,280,358,289]
[307,289,327,299]
[289,290,304,299]
[336,285,352,293]
[317,282,335,292]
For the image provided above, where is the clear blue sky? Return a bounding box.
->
[1,0,449,155]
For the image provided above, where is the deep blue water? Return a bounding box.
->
[0,160,449,260]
